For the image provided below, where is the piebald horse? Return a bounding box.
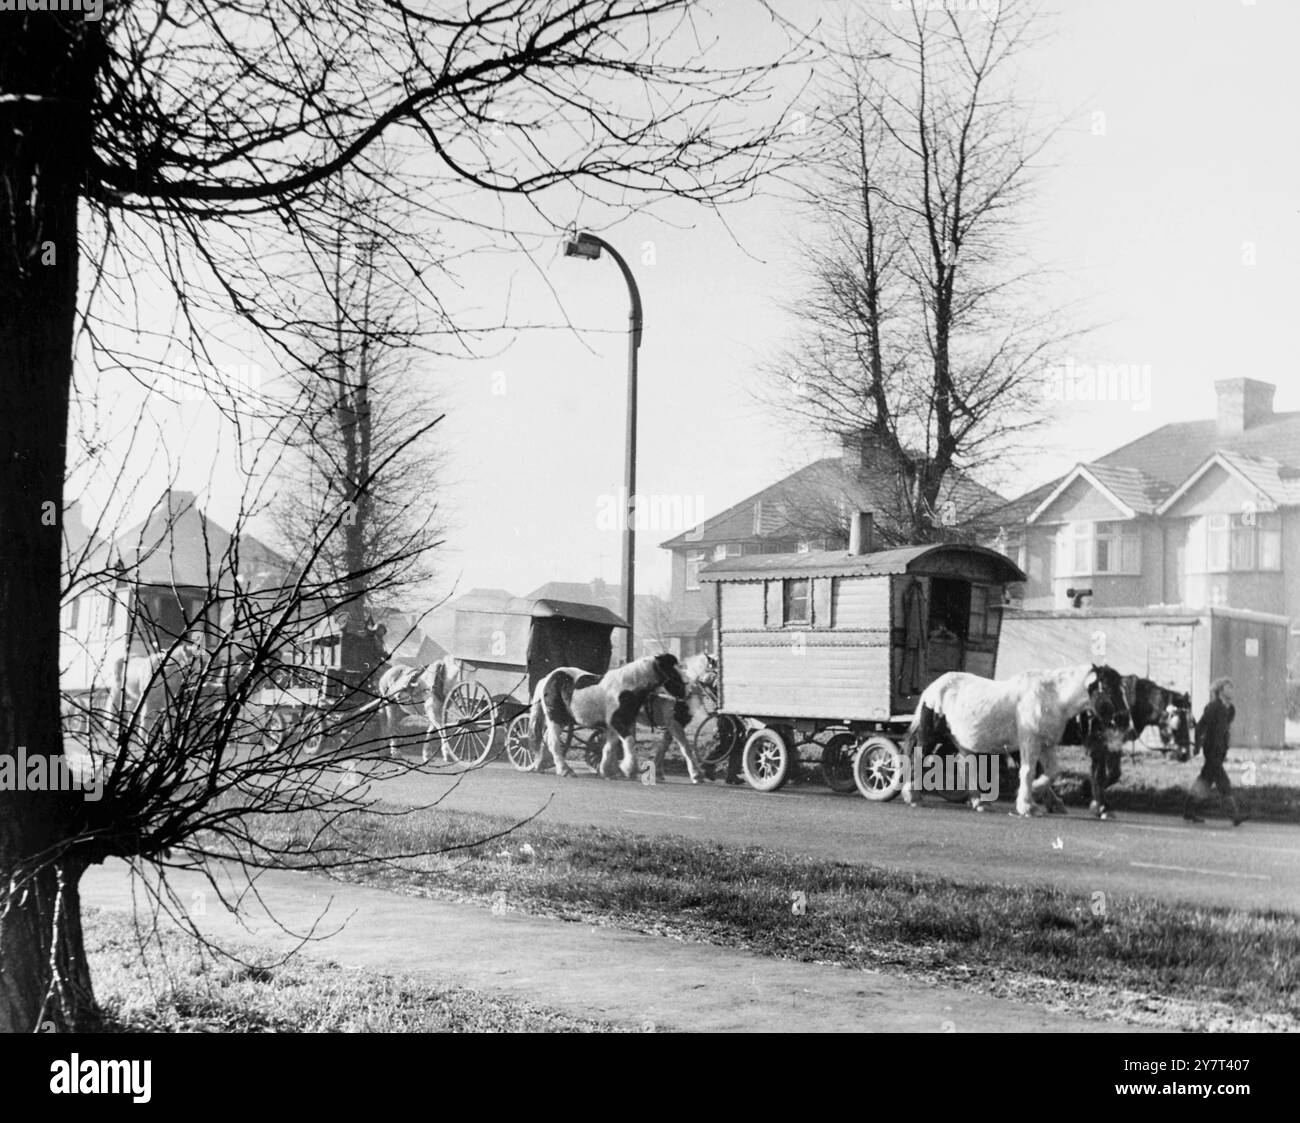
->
[647,652,717,783]
[529,654,688,779]
[903,664,1131,817]
[379,656,466,763]
[107,642,211,743]
[1061,676,1192,819]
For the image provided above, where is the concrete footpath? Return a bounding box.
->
[80,861,1136,1033]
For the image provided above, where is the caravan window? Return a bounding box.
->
[783,579,810,625]
[928,578,971,641]
[967,586,998,639]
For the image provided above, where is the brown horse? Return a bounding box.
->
[528,654,688,779]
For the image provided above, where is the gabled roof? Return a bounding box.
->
[1008,403,1300,521]
[1156,451,1300,514]
[1096,411,1300,486]
[660,453,1006,551]
[1027,463,1173,524]
[699,543,1026,584]
[113,491,288,589]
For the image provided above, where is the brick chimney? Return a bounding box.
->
[1215,378,1276,436]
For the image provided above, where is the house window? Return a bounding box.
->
[1192,512,1281,572]
[713,544,728,562]
[685,551,706,591]
[1202,514,1229,572]
[796,540,811,554]
[783,578,810,625]
[1259,512,1282,570]
[1055,521,1140,576]
[713,543,741,561]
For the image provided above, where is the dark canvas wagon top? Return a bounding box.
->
[449,591,627,702]
[701,543,1026,723]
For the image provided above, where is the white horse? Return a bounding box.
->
[107,642,210,744]
[528,654,688,779]
[379,655,465,763]
[902,664,1131,817]
[648,652,716,783]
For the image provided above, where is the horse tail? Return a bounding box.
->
[903,677,943,755]
[528,690,546,756]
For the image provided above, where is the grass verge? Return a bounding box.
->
[85,906,620,1032]
[242,803,1300,1032]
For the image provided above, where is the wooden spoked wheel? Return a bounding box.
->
[505,712,540,771]
[578,728,607,771]
[853,736,905,802]
[694,713,743,768]
[261,709,290,752]
[441,681,498,765]
[820,732,860,793]
[742,726,793,792]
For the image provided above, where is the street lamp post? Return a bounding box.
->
[564,231,642,665]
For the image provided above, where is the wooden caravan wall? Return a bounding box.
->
[718,576,891,720]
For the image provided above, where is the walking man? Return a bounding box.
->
[1184,677,1247,826]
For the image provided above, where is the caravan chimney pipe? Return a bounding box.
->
[849,511,874,556]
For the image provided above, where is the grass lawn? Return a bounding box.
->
[235,800,1300,1032]
[85,907,620,1032]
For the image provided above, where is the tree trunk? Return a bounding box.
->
[0,16,100,1032]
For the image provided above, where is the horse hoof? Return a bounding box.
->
[558,767,575,778]
[972,802,989,813]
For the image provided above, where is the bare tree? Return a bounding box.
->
[273,179,447,619]
[761,1,1070,543]
[1,2,799,1031]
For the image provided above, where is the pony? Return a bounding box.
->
[379,655,465,763]
[528,653,688,779]
[107,642,211,745]
[1061,676,1193,819]
[647,652,717,783]
[902,664,1131,817]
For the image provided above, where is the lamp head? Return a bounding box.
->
[564,231,602,260]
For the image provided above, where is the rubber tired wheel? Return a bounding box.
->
[853,736,905,802]
[742,727,793,792]
[505,712,540,771]
[820,732,860,793]
[695,713,743,767]
[441,681,498,764]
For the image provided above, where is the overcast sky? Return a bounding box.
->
[78,0,1300,608]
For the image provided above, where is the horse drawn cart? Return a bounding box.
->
[253,614,391,757]
[434,591,629,769]
[699,529,1026,799]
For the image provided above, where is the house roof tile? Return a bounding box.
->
[660,454,1007,550]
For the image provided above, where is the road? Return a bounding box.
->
[355,758,1300,913]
